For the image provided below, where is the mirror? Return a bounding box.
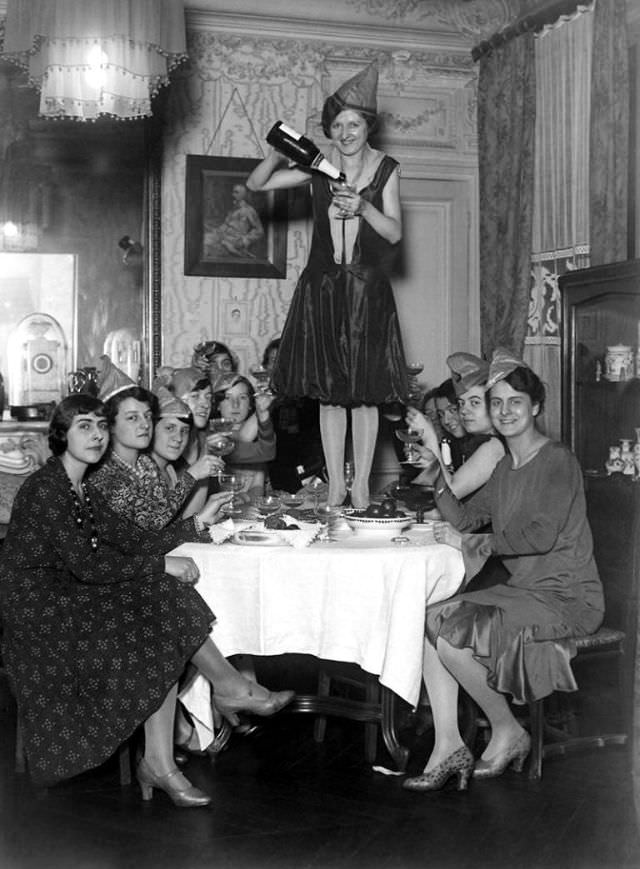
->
[0,58,162,406]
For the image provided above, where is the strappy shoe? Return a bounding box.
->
[402,746,474,792]
[136,758,211,807]
[473,730,531,779]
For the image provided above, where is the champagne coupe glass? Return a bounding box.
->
[249,364,272,396]
[218,473,244,517]
[304,476,327,512]
[255,494,282,521]
[395,426,424,464]
[278,490,305,510]
[206,418,235,461]
[405,360,425,408]
[329,178,357,219]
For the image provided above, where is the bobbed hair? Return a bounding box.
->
[213,374,256,419]
[433,378,457,405]
[321,101,378,139]
[103,385,159,426]
[261,337,280,367]
[497,366,546,413]
[48,394,106,456]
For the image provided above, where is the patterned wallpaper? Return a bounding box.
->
[160,22,480,373]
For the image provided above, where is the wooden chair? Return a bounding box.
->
[526,626,628,779]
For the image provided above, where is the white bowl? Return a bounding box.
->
[344,512,412,537]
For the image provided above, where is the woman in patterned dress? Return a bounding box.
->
[0,394,293,804]
[402,351,604,793]
[89,384,223,531]
[247,62,408,509]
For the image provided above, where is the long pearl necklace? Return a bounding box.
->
[69,480,99,552]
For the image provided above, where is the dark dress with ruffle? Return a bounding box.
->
[427,442,604,704]
[0,457,214,785]
[272,155,408,407]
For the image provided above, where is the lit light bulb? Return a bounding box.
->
[2,221,19,238]
[85,44,109,88]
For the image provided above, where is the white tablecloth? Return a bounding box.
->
[171,530,464,748]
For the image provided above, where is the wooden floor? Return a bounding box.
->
[1,657,639,869]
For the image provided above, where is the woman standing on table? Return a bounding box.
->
[0,394,293,805]
[402,349,603,792]
[247,61,408,509]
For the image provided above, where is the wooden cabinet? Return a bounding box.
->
[559,260,640,638]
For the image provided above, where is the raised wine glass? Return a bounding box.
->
[249,364,272,396]
[395,426,424,464]
[206,418,235,460]
[405,360,425,408]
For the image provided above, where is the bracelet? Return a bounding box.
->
[193,513,206,534]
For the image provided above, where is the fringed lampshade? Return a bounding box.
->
[0,0,187,121]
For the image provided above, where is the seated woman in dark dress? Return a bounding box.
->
[0,394,293,806]
[402,350,604,793]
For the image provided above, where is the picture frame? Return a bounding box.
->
[184,155,288,278]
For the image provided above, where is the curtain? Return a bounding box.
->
[0,0,186,121]
[589,0,629,265]
[478,34,536,360]
[525,5,594,440]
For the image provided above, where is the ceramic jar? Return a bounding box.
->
[604,345,634,381]
[605,445,624,475]
[620,439,635,475]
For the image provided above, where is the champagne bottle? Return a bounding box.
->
[266,121,343,181]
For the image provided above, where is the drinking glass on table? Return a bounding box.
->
[254,494,282,520]
[218,473,244,517]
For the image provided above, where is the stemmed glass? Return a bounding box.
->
[249,364,272,396]
[304,476,327,513]
[406,360,424,408]
[329,178,357,219]
[254,494,282,521]
[218,473,244,517]
[206,417,235,460]
[395,426,424,464]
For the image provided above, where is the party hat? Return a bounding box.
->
[154,385,193,420]
[485,347,530,390]
[332,61,378,115]
[95,355,136,402]
[446,352,490,396]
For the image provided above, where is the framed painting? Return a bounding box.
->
[184,155,288,278]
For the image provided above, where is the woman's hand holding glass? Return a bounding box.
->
[198,491,235,525]
[330,180,361,219]
[255,392,275,421]
[406,408,439,453]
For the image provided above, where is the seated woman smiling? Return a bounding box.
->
[402,350,603,793]
[407,352,505,501]
[0,393,294,806]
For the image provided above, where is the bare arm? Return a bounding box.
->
[246,147,311,192]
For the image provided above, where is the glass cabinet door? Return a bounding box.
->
[559,259,640,475]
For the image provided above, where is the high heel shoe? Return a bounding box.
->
[136,758,211,807]
[213,687,295,726]
[402,746,474,792]
[472,730,531,779]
